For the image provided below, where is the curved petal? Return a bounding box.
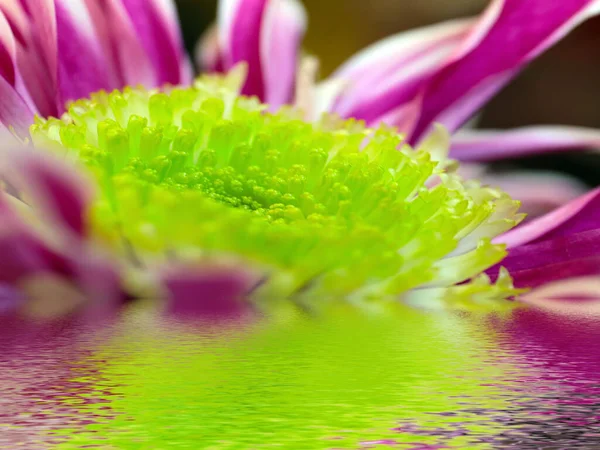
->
[0,1,57,118]
[478,170,589,219]
[329,18,473,124]
[0,148,125,309]
[0,145,94,239]
[162,264,258,317]
[84,0,155,88]
[0,9,37,131]
[451,126,600,161]
[0,189,124,311]
[0,282,21,313]
[196,24,225,73]
[9,0,117,115]
[496,187,600,249]
[408,0,600,144]
[0,73,35,135]
[489,229,600,289]
[260,0,306,108]
[118,0,192,86]
[0,0,190,124]
[52,0,117,106]
[214,0,306,104]
[218,0,269,98]
[524,276,600,302]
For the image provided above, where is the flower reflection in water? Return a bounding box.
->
[3,305,600,448]
[0,306,572,448]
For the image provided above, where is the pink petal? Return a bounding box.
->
[408,0,600,144]
[2,0,190,123]
[0,283,21,313]
[329,18,473,124]
[219,0,269,98]
[119,0,192,86]
[260,0,306,108]
[0,1,57,118]
[0,190,123,307]
[0,219,54,283]
[0,9,37,131]
[83,0,155,88]
[478,170,588,219]
[196,24,225,73]
[2,146,94,238]
[52,0,117,106]
[524,277,600,303]
[451,126,600,161]
[11,0,116,114]
[496,187,600,249]
[489,229,600,289]
[0,72,35,135]
[163,265,257,317]
[0,8,17,85]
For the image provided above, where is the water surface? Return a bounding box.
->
[1,304,600,449]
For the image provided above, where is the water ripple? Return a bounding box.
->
[2,305,600,448]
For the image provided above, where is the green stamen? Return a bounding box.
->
[30,70,526,310]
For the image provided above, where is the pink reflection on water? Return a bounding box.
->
[0,315,115,448]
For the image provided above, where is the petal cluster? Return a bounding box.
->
[201,0,600,142]
[0,0,191,135]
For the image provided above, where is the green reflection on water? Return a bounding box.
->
[56,306,521,449]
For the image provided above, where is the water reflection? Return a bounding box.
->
[2,304,600,449]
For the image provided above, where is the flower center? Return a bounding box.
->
[30,72,524,308]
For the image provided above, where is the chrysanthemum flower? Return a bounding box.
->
[0,67,527,317]
[0,0,597,318]
[199,0,600,218]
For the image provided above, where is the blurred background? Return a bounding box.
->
[174,0,600,186]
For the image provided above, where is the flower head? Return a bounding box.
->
[0,0,597,318]
[0,66,527,317]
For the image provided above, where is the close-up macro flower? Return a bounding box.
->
[0,0,599,448]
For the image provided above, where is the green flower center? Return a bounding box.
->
[30,71,525,310]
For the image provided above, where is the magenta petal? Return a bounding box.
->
[6,148,94,238]
[0,193,74,282]
[0,10,36,132]
[488,229,600,289]
[330,19,473,126]
[69,250,125,308]
[1,2,58,119]
[408,0,600,143]
[1,0,190,121]
[52,0,117,106]
[84,0,154,88]
[0,9,17,86]
[0,190,124,308]
[164,267,255,317]
[119,0,191,85]
[0,283,21,313]
[196,24,225,73]
[490,188,600,289]
[451,126,600,162]
[0,73,34,134]
[220,0,269,99]
[0,226,124,309]
[478,170,588,219]
[497,188,600,249]
[260,0,306,108]
[521,277,600,309]
[0,228,53,283]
